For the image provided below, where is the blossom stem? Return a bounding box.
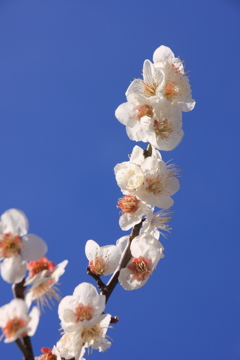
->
[13,281,35,360]
[15,339,28,358]
[86,267,108,293]
[103,220,143,303]
[22,336,34,360]
[13,278,26,300]
[15,337,34,360]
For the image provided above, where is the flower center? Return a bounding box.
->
[75,303,94,322]
[142,82,157,97]
[145,176,163,195]
[81,323,103,344]
[164,80,179,101]
[135,104,153,120]
[28,257,55,277]
[0,233,23,258]
[39,348,57,360]
[2,317,27,339]
[128,256,151,281]
[117,195,140,214]
[153,118,172,140]
[89,256,107,276]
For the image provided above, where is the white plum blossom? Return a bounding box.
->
[119,234,164,290]
[153,45,195,112]
[85,240,121,276]
[73,314,112,353]
[116,94,183,151]
[53,333,86,360]
[115,93,154,142]
[126,59,165,102]
[0,298,39,342]
[135,156,180,209]
[0,209,47,283]
[58,282,106,333]
[117,195,152,231]
[141,209,172,240]
[140,103,184,151]
[25,257,68,309]
[114,161,144,194]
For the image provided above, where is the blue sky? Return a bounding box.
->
[0,0,240,359]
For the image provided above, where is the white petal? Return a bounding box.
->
[155,195,174,209]
[115,102,133,125]
[73,282,98,302]
[21,234,47,261]
[1,209,28,236]
[28,306,40,336]
[153,45,174,64]
[119,212,141,231]
[100,245,121,275]
[129,145,145,165]
[116,236,129,254]
[1,256,27,283]
[85,240,100,261]
[52,260,68,283]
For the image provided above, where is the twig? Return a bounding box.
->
[13,278,26,299]
[103,220,143,303]
[15,338,28,358]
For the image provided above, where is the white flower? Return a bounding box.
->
[73,314,112,353]
[141,209,172,240]
[140,103,184,151]
[135,157,180,209]
[115,93,156,142]
[58,282,106,333]
[0,209,48,284]
[153,45,195,112]
[116,94,183,151]
[119,234,164,290]
[25,257,68,310]
[114,161,144,194]
[0,298,39,342]
[53,333,86,360]
[126,59,165,102]
[117,195,152,231]
[85,240,121,276]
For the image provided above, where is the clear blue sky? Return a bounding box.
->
[0,1,240,359]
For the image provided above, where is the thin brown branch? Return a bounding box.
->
[22,336,34,360]
[15,338,28,358]
[86,267,108,293]
[13,278,26,299]
[103,219,143,303]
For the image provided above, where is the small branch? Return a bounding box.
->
[22,336,34,360]
[13,280,35,360]
[103,220,143,303]
[86,267,108,294]
[13,278,26,299]
[15,338,28,358]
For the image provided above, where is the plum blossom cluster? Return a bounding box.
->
[0,209,68,356]
[115,45,195,151]
[112,45,195,291]
[0,45,194,360]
